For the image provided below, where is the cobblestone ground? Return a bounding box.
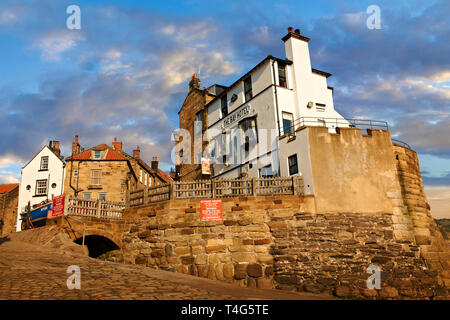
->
[0,238,331,300]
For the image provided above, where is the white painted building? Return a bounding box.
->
[16,141,65,231]
[197,27,348,190]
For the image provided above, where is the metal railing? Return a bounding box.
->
[392,139,412,149]
[127,176,304,207]
[279,116,389,137]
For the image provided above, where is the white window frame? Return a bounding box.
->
[40,156,49,170]
[35,179,48,196]
[90,169,102,185]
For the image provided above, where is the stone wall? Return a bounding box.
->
[270,210,443,299]
[393,145,450,288]
[121,196,312,289]
[0,186,19,236]
[119,194,448,299]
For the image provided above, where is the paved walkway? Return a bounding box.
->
[0,238,331,300]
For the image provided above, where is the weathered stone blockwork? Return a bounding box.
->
[119,194,448,299]
[0,186,19,236]
[121,196,309,289]
[270,211,443,299]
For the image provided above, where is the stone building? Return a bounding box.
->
[64,136,172,204]
[0,184,19,236]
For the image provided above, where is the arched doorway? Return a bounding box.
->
[74,235,119,258]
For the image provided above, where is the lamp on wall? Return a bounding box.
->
[307,101,314,108]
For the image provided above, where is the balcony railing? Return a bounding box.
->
[279,116,389,137]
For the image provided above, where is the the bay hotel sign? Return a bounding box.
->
[221,105,252,129]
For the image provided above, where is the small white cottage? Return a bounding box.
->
[16,141,65,231]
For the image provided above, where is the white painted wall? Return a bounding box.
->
[16,146,65,231]
[278,128,314,195]
[202,31,348,183]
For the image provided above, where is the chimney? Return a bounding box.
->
[294,29,300,35]
[133,146,140,159]
[151,156,158,170]
[288,26,293,33]
[72,135,81,156]
[112,137,123,152]
[49,140,61,157]
[170,167,176,179]
[189,73,201,90]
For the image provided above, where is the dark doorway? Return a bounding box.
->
[75,235,119,258]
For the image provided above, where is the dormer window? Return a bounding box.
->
[93,150,101,159]
[244,76,252,101]
[221,95,228,117]
[278,65,287,88]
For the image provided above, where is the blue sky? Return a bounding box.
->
[0,0,449,217]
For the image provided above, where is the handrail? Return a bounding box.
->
[279,116,389,136]
[392,139,412,149]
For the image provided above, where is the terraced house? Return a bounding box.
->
[64,136,172,204]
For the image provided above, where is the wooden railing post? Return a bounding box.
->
[211,179,216,199]
[292,176,296,195]
[96,199,101,218]
[252,178,257,196]
[170,182,175,200]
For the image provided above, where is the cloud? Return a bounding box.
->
[424,185,450,219]
[34,30,85,61]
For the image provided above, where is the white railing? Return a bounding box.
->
[66,196,124,219]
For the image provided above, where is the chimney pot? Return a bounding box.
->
[112,138,123,151]
[133,146,141,159]
[151,156,158,170]
[294,29,300,34]
[288,27,293,33]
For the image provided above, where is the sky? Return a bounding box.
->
[0,0,448,218]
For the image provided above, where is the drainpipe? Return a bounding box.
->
[271,60,282,176]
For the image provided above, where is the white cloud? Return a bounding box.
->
[424,185,450,219]
[34,30,85,61]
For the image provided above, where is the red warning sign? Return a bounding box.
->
[200,200,223,222]
[48,194,66,219]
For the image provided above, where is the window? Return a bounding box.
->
[145,173,148,186]
[288,154,299,175]
[73,170,78,177]
[98,193,107,201]
[316,103,326,112]
[259,165,274,178]
[240,117,258,160]
[139,169,143,183]
[83,193,91,200]
[278,65,287,88]
[282,112,294,135]
[93,150,101,159]
[51,183,57,189]
[35,180,48,196]
[222,132,228,164]
[90,169,102,185]
[40,156,49,170]
[194,110,204,133]
[221,95,228,117]
[244,77,252,101]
